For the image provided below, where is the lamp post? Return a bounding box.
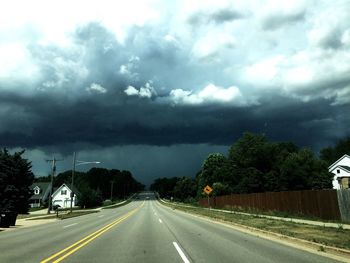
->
[70,152,100,213]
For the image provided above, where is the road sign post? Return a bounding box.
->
[203,185,213,209]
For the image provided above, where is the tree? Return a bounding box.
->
[320,136,350,165]
[77,184,103,208]
[0,149,34,213]
[280,149,332,190]
[173,177,197,201]
[197,153,227,195]
[150,177,179,198]
[229,132,269,171]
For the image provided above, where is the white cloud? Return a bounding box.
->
[86,83,107,94]
[0,42,39,84]
[169,83,246,105]
[244,55,284,84]
[124,82,156,99]
[124,86,139,96]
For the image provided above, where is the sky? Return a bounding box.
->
[1,0,350,185]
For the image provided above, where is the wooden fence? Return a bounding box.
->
[199,189,342,221]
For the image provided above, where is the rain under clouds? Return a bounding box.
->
[1,0,350,185]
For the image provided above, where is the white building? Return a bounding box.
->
[51,184,78,208]
[329,154,350,189]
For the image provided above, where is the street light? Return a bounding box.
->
[70,152,100,213]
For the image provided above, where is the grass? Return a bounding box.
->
[27,210,98,220]
[28,207,45,212]
[162,202,350,250]
[102,199,131,209]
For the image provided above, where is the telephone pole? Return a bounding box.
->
[46,157,63,214]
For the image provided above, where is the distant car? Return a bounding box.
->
[146,197,150,199]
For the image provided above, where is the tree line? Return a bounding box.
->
[0,147,145,213]
[36,168,145,208]
[151,133,350,202]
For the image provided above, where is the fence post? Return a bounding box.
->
[337,189,350,223]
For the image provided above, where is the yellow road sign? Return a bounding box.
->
[203,185,213,195]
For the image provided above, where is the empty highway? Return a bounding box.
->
[0,193,342,263]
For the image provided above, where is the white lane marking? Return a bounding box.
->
[173,242,190,263]
[158,218,162,223]
[98,215,105,218]
[63,223,78,228]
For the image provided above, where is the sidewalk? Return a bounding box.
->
[0,216,58,232]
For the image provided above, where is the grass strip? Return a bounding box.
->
[28,211,98,220]
[102,199,131,209]
[163,202,350,250]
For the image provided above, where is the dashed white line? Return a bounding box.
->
[63,223,78,228]
[173,242,190,263]
[98,215,105,218]
[158,218,162,223]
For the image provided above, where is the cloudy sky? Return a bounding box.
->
[1,0,350,185]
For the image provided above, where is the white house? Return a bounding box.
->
[51,184,78,208]
[329,154,350,189]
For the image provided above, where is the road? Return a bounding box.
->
[0,193,342,263]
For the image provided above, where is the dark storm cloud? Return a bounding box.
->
[0,21,349,167]
[1,86,349,153]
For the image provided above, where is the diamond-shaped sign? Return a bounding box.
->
[203,185,213,195]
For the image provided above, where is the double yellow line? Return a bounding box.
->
[41,202,144,263]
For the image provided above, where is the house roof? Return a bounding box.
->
[51,183,80,197]
[340,166,350,173]
[329,154,350,170]
[30,182,52,200]
[30,182,51,191]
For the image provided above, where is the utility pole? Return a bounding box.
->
[110,181,114,201]
[70,152,76,213]
[46,157,63,214]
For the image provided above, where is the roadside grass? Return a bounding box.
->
[219,204,341,223]
[163,202,350,250]
[27,211,98,220]
[28,207,45,212]
[102,199,131,209]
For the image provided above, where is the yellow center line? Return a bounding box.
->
[40,201,144,263]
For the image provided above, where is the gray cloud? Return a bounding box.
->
[188,8,243,26]
[261,11,305,30]
[1,1,349,184]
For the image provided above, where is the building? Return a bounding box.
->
[51,183,79,208]
[329,154,350,189]
[29,182,52,208]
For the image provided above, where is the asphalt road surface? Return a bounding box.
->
[0,193,342,263]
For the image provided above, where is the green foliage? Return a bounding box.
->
[173,177,197,201]
[150,177,179,198]
[77,185,103,208]
[280,149,332,190]
[320,136,350,164]
[151,132,338,199]
[212,182,231,196]
[54,167,144,207]
[0,149,34,213]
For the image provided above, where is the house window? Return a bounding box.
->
[34,188,40,195]
[337,169,340,174]
[61,190,67,195]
